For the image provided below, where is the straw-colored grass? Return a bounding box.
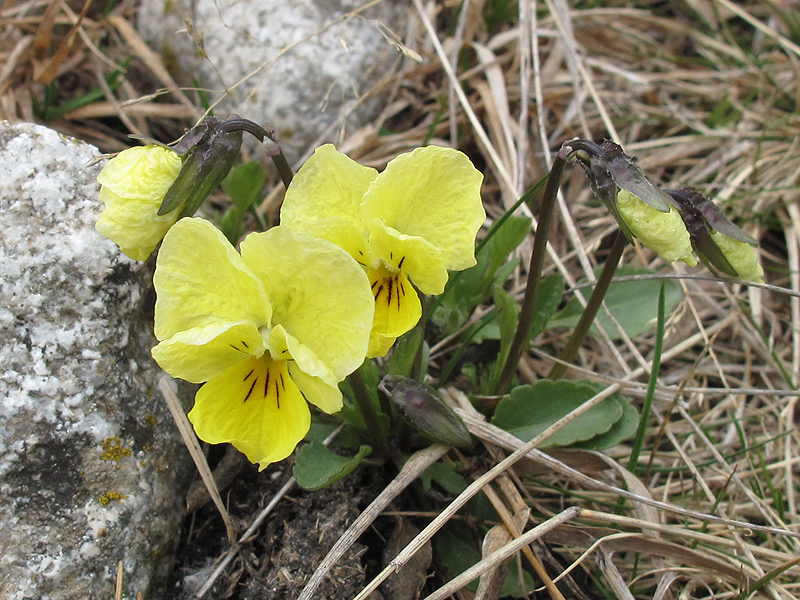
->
[5,0,800,598]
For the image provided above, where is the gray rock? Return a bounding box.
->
[138,0,406,159]
[0,122,192,599]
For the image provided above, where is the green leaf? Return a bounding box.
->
[486,284,519,391]
[493,285,519,371]
[419,462,467,496]
[434,215,531,335]
[222,161,265,209]
[386,327,426,378]
[220,161,265,245]
[491,380,624,447]
[528,273,563,341]
[293,441,372,490]
[574,394,639,450]
[548,266,682,339]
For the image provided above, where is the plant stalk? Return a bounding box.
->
[495,151,568,395]
[347,368,390,458]
[548,230,627,380]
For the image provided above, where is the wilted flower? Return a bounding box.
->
[280,144,485,357]
[96,145,183,261]
[151,218,374,469]
[666,187,763,283]
[569,139,696,266]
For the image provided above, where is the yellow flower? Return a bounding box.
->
[96,145,183,261]
[151,218,374,469]
[280,144,485,357]
[615,190,697,266]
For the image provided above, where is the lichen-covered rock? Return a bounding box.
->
[137,0,406,159]
[0,122,192,599]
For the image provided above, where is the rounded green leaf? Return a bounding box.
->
[293,441,372,490]
[491,380,624,447]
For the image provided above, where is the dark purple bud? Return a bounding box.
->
[568,139,672,212]
[379,375,472,449]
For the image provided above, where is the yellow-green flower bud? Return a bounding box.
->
[96,145,183,261]
[666,187,763,283]
[708,230,764,283]
[616,190,697,266]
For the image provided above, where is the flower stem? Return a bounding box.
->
[215,118,294,187]
[270,151,294,188]
[348,368,390,459]
[547,230,627,380]
[495,150,568,395]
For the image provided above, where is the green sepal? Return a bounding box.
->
[158,117,244,217]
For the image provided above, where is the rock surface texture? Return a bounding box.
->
[0,122,192,600]
[138,0,405,159]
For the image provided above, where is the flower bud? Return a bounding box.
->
[666,187,763,282]
[96,145,183,261]
[569,139,696,266]
[379,375,472,448]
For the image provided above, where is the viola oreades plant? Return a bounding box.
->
[150,218,374,468]
[280,144,485,357]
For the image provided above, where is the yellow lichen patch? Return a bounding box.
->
[144,414,158,427]
[100,437,131,462]
[98,491,128,506]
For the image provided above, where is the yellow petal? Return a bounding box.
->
[710,231,764,283]
[151,321,265,383]
[367,264,422,358]
[361,146,485,271]
[368,218,448,295]
[267,324,338,387]
[240,226,374,381]
[280,144,377,255]
[95,146,184,261]
[153,218,272,341]
[288,364,344,414]
[96,187,180,261]
[616,190,697,266]
[189,356,311,469]
[97,145,182,201]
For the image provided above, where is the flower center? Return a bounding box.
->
[369,263,407,312]
[241,356,291,408]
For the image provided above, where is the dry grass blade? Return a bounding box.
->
[297,444,449,600]
[158,375,236,544]
[420,507,581,600]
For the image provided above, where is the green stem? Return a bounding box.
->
[270,150,294,188]
[547,230,627,380]
[495,151,568,395]
[347,368,390,458]
[627,281,666,472]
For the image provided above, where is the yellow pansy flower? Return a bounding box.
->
[151,218,374,469]
[96,145,183,261]
[280,144,485,357]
